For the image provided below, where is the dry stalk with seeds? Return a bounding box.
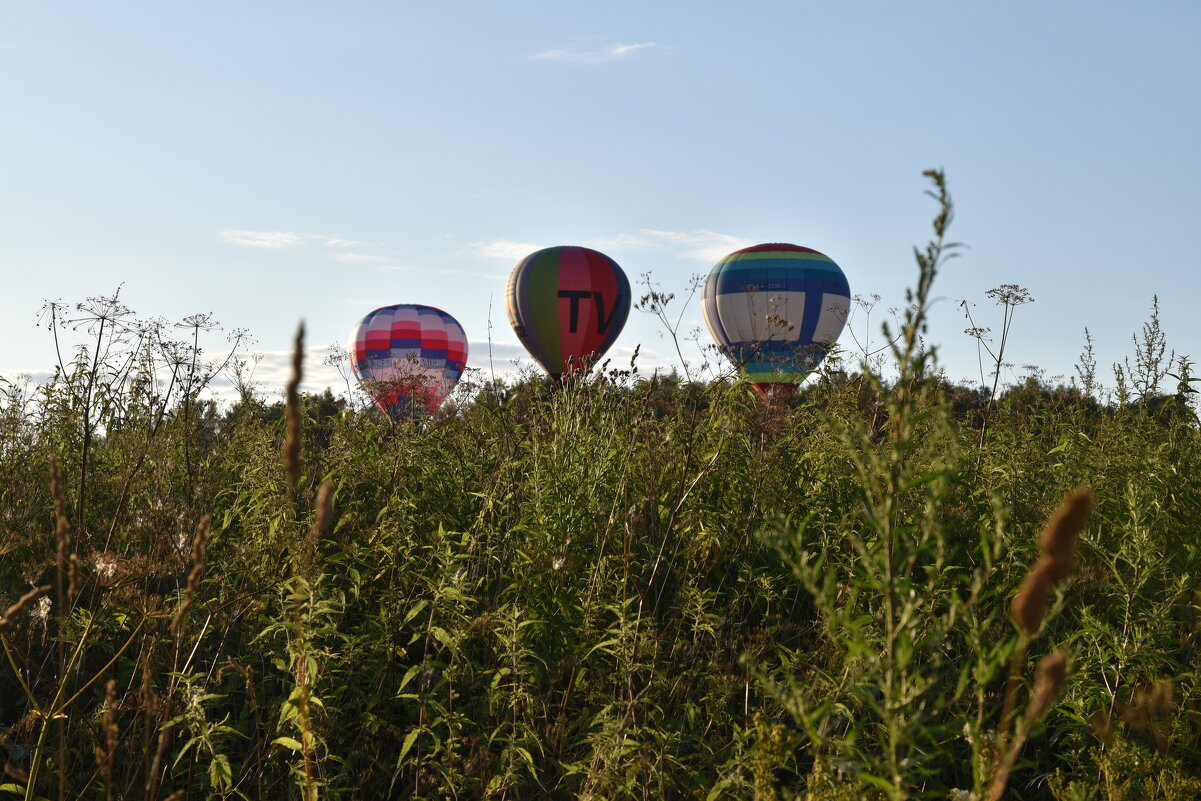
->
[170,515,212,638]
[94,678,118,801]
[988,489,1092,801]
[308,479,333,546]
[278,328,326,801]
[986,650,1069,801]
[1117,679,1177,753]
[283,321,305,495]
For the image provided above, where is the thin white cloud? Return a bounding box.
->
[584,232,651,250]
[533,41,656,64]
[461,230,751,267]
[220,230,307,248]
[460,240,542,261]
[641,229,755,262]
[219,231,367,250]
[321,236,366,248]
[382,265,507,280]
[589,229,755,262]
[0,369,54,386]
[332,252,391,263]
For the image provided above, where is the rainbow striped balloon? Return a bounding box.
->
[349,304,468,420]
[506,246,631,379]
[702,243,850,397]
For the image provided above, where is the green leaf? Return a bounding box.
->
[430,626,456,652]
[705,780,731,801]
[402,600,429,625]
[399,729,421,762]
[513,746,538,774]
[172,735,200,768]
[273,736,304,751]
[209,753,233,790]
[860,773,895,793]
[397,663,422,693]
[584,638,619,659]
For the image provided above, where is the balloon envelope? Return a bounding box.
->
[702,243,850,397]
[349,304,468,420]
[506,246,631,379]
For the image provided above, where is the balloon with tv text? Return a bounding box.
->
[349,304,468,420]
[506,246,631,379]
[701,243,850,400]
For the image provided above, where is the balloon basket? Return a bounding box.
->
[752,383,798,405]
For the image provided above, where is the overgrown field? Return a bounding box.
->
[2,176,1199,800]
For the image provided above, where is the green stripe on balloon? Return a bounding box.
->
[744,371,797,384]
[528,248,563,374]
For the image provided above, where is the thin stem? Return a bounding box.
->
[24,616,95,801]
[1,631,43,715]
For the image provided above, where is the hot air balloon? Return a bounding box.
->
[506,246,631,379]
[702,243,850,399]
[349,304,468,420]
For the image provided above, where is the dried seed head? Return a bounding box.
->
[185,516,212,598]
[308,480,333,545]
[1090,711,1115,746]
[13,708,37,738]
[68,553,80,602]
[141,645,157,714]
[1025,650,1068,722]
[1149,679,1175,711]
[1119,680,1176,753]
[93,552,119,585]
[282,321,305,493]
[95,678,118,790]
[1011,561,1052,634]
[1038,489,1092,582]
[170,515,212,637]
[1120,698,1149,730]
[1011,489,1093,633]
[0,585,52,633]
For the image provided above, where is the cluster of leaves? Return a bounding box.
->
[2,176,1199,800]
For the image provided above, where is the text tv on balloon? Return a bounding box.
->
[506,245,631,380]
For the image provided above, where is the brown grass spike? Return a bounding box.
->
[1038,488,1092,582]
[1010,489,1093,634]
[283,321,305,494]
[1024,649,1068,722]
[95,678,118,801]
[170,515,212,637]
[308,479,333,546]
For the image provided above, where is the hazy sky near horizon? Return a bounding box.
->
[3,2,1199,400]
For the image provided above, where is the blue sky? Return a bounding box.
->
[3,1,1199,398]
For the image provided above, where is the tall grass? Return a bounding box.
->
[1,173,1199,800]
